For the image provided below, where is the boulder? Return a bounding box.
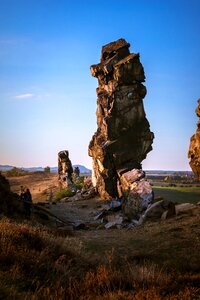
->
[122,178,153,220]
[140,199,176,223]
[105,214,123,229]
[175,203,196,216]
[68,193,84,202]
[120,169,145,191]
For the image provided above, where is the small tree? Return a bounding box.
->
[44,166,50,174]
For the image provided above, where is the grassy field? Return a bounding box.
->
[153,185,200,204]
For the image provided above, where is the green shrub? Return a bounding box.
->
[55,189,74,201]
[74,176,84,189]
[71,176,84,191]
[77,176,84,183]
[73,176,84,184]
[75,183,83,190]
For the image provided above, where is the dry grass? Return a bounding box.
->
[2,172,200,298]
[7,173,59,203]
[0,215,200,299]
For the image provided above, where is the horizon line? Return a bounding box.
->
[0,163,192,172]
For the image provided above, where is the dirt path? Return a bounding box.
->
[48,197,107,225]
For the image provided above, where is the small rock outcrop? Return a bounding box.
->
[188,99,200,180]
[88,38,154,200]
[58,150,73,188]
[0,173,23,216]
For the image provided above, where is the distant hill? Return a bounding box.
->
[0,164,91,174]
[0,165,44,172]
[0,165,14,171]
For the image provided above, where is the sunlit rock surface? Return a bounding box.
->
[89,38,154,199]
[188,99,200,180]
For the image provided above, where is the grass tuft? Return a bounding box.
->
[55,189,75,201]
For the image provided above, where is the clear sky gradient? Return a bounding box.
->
[0,0,200,170]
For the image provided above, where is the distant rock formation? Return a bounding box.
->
[58,150,73,188]
[188,99,200,180]
[88,38,154,200]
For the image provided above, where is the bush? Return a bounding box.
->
[55,189,75,201]
[75,183,83,190]
[77,176,84,184]
[74,176,85,190]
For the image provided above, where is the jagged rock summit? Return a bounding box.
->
[88,38,154,200]
[188,99,200,180]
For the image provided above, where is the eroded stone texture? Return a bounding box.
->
[58,150,73,187]
[88,38,154,199]
[188,99,200,180]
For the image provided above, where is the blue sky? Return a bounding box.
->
[0,0,200,170]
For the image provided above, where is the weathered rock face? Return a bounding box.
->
[58,150,73,187]
[88,38,154,199]
[188,99,200,180]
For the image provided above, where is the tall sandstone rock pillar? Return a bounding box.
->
[188,99,200,180]
[58,150,73,188]
[88,39,154,199]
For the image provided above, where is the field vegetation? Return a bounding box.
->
[1,172,200,298]
[5,167,31,177]
[153,185,200,204]
[0,208,200,299]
